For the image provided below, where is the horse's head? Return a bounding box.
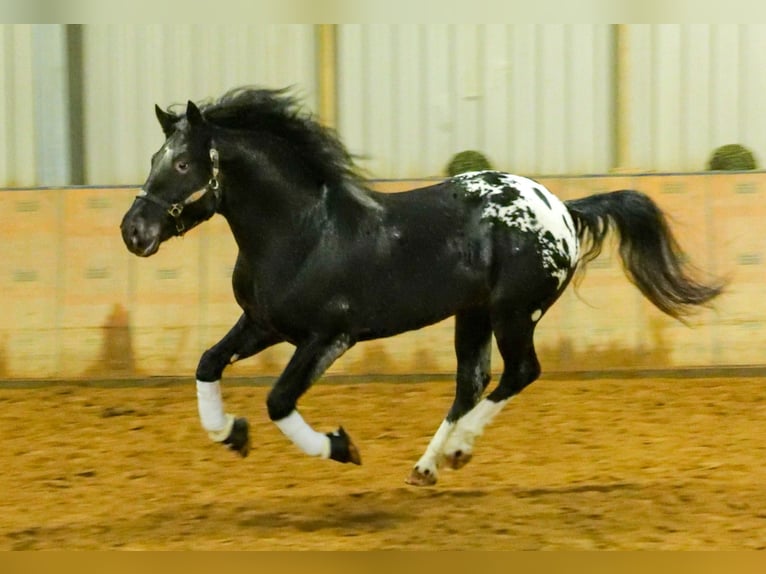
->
[120,100,221,257]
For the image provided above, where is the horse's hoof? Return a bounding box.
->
[405,467,438,487]
[222,417,250,458]
[444,450,472,470]
[327,426,362,465]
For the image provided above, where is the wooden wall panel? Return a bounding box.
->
[1,174,763,380]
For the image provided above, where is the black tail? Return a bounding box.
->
[565,190,724,320]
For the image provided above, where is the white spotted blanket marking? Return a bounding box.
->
[454,171,579,287]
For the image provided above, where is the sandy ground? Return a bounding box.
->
[1,376,765,550]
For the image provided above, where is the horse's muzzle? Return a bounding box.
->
[120,213,162,257]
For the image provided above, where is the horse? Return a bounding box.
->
[120,87,723,486]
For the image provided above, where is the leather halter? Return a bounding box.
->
[136,148,221,234]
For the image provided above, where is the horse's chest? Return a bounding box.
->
[231,260,272,323]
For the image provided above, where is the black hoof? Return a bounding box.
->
[327,426,361,465]
[222,417,250,458]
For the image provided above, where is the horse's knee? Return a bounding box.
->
[195,347,227,382]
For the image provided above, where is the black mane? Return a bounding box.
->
[195,87,366,189]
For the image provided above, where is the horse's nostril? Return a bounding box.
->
[121,218,144,250]
[127,220,144,242]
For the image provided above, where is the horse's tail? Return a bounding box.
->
[564,190,724,320]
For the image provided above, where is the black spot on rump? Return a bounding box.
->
[491,191,517,207]
[482,172,504,187]
[533,187,552,209]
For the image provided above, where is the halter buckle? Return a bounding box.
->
[168,203,184,218]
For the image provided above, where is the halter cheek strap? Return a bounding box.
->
[137,148,221,234]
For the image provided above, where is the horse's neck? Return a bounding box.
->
[218,139,382,255]
[219,144,316,219]
[221,176,382,259]
[221,180,316,249]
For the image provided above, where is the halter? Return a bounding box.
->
[136,148,221,234]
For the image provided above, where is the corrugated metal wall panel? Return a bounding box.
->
[420,25,453,177]
[537,24,569,175]
[481,26,511,172]
[8,24,766,186]
[627,26,654,171]
[390,25,425,178]
[0,25,36,188]
[626,24,766,172]
[81,25,317,185]
[709,25,742,149]
[508,25,539,174]
[337,24,615,179]
[681,25,712,170]
[741,28,766,167]
[32,25,71,185]
[655,25,683,171]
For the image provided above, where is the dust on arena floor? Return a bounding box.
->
[1,375,765,550]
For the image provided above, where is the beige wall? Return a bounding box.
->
[0,173,763,381]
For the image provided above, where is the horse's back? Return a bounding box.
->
[384,171,578,285]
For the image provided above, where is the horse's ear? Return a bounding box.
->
[155,104,178,137]
[186,100,204,127]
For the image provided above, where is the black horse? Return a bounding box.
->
[120,87,722,486]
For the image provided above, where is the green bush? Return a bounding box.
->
[707,144,757,171]
[446,150,494,176]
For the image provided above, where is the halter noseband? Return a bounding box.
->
[136,148,221,234]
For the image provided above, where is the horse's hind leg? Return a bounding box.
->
[195,313,281,456]
[406,308,492,486]
[440,310,540,471]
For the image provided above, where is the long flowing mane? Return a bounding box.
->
[194,87,366,189]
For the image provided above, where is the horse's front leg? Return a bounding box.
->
[266,333,361,464]
[195,313,281,456]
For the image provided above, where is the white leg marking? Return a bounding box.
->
[413,419,455,478]
[442,398,510,458]
[196,380,235,442]
[275,410,331,459]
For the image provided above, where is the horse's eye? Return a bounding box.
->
[175,160,190,174]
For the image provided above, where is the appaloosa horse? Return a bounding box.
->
[120,87,722,485]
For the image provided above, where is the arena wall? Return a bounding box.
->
[0,172,763,381]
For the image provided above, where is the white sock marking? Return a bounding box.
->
[275,410,331,459]
[196,380,235,442]
[443,398,510,456]
[413,419,455,476]
[196,380,227,431]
